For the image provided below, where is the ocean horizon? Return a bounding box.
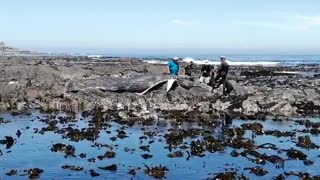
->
[81,53,320,66]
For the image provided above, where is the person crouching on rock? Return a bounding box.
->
[199,64,213,84]
[184,61,194,80]
[167,57,180,79]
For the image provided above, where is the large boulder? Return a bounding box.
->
[242,97,260,116]
[229,80,248,97]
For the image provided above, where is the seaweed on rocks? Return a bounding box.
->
[89,169,100,177]
[284,171,314,179]
[139,145,150,152]
[274,174,286,180]
[244,166,268,176]
[61,165,84,171]
[27,168,44,179]
[226,137,255,150]
[211,171,237,180]
[16,130,21,137]
[209,171,248,180]
[116,130,128,139]
[41,120,59,132]
[98,164,117,171]
[303,159,314,166]
[51,143,76,157]
[5,169,17,176]
[241,122,264,135]
[164,131,184,146]
[286,148,307,160]
[297,135,319,149]
[128,169,136,176]
[0,136,15,149]
[141,154,153,159]
[204,136,226,152]
[230,150,239,157]
[264,130,295,137]
[124,147,135,154]
[88,158,96,162]
[190,140,206,157]
[79,153,86,158]
[97,151,116,160]
[64,127,99,142]
[167,151,184,158]
[144,165,169,179]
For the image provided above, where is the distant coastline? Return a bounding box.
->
[1,42,320,66]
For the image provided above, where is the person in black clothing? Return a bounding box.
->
[184,61,194,80]
[199,64,213,84]
[214,56,230,94]
[208,69,216,92]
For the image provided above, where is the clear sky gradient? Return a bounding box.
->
[1,0,320,54]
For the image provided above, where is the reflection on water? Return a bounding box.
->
[0,112,319,179]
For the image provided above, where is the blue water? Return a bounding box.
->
[84,54,320,66]
[0,112,320,179]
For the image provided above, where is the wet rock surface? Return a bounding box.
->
[0,56,320,119]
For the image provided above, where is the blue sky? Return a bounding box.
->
[1,0,320,54]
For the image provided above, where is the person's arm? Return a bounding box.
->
[198,65,204,77]
[166,63,171,75]
[216,63,222,73]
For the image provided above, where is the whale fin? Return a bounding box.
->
[166,79,177,92]
[136,80,168,96]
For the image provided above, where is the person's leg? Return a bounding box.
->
[220,75,227,95]
[222,80,226,95]
[199,76,204,83]
[209,77,216,92]
[214,73,222,88]
[226,82,234,94]
[205,77,210,84]
[215,74,222,82]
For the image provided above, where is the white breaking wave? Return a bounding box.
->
[181,57,280,66]
[142,60,168,64]
[87,54,103,58]
[143,57,280,66]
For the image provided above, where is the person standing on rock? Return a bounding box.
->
[167,57,180,79]
[214,56,230,94]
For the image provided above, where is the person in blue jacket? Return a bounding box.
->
[167,57,180,78]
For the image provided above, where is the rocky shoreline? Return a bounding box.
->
[0,56,320,120]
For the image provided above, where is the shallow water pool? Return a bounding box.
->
[0,112,319,179]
